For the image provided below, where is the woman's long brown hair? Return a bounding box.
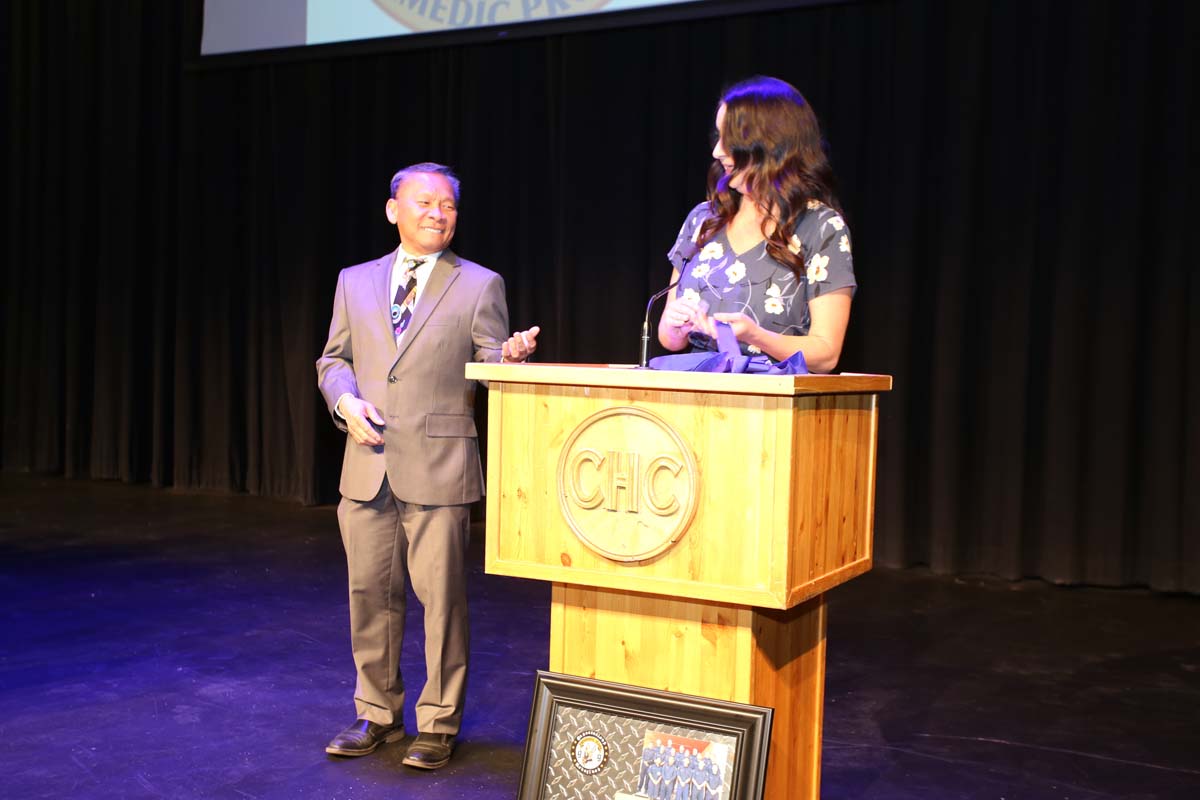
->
[697,76,843,280]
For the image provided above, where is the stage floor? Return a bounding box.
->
[1,473,1197,799]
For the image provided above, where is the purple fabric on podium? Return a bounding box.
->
[648,321,809,374]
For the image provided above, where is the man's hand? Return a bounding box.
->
[501,325,540,362]
[337,395,386,446]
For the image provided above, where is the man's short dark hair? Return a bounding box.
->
[389,162,461,203]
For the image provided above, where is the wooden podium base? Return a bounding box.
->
[550,584,828,800]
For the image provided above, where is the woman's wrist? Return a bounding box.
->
[740,322,768,351]
[658,324,689,350]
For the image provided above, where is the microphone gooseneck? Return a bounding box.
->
[639,277,682,369]
[639,240,699,369]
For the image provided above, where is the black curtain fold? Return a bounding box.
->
[4,0,1197,592]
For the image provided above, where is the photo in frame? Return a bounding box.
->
[518,671,773,800]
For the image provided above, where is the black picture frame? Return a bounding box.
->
[519,670,773,800]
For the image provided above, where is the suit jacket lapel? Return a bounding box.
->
[393,250,461,365]
[373,250,397,327]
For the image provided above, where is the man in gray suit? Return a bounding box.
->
[316,162,538,769]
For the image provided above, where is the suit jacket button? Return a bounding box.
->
[388,376,397,383]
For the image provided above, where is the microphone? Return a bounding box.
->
[639,279,682,368]
[639,240,699,369]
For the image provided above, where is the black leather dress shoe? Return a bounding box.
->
[402,732,456,769]
[325,719,405,757]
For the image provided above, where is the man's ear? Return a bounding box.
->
[385,198,398,224]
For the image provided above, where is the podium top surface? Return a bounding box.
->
[465,362,892,396]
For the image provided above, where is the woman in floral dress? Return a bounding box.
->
[657,76,855,373]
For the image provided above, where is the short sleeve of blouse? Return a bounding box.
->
[667,202,712,272]
[795,204,856,297]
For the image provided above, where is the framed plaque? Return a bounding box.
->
[518,671,772,800]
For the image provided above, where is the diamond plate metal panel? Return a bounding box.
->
[541,703,735,800]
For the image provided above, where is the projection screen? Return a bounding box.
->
[201,0,833,57]
[204,0,729,55]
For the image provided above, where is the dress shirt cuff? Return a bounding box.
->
[334,392,355,420]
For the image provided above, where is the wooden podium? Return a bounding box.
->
[464,363,891,799]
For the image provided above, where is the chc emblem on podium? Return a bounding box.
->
[556,407,699,562]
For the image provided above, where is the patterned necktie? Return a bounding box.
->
[391,257,424,339]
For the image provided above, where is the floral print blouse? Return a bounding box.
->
[667,199,856,355]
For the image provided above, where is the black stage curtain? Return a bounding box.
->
[3,0,1197,592]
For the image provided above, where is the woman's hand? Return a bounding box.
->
[706,289,851,371]
[661,296,706,334]
[656,268,710,351]
[708,311,760,342]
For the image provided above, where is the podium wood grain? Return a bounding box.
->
[549,586,827,799]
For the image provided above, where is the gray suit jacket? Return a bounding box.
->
[316,248,508,505]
